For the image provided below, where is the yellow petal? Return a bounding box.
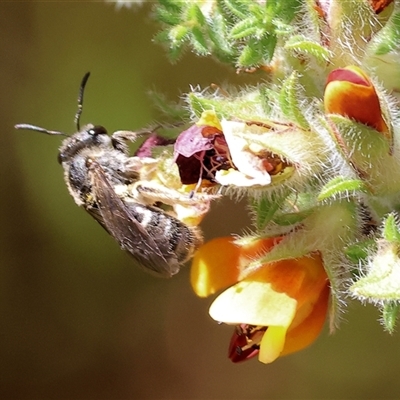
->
[191,237,241,297]
[196,110,222,131]
[281,283,330,356]
[258,325,288,364]
[191,236,281,297]
[209,280,297,327]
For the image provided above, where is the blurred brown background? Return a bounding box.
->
[2,2,400,399]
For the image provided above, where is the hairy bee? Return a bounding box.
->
[15,73,203,278]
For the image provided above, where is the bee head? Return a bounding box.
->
[57,124,110,164]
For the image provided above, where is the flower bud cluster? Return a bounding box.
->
[148,0,400,362]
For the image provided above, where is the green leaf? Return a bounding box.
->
[230,17,260,39]
[169,25,190,42]
[285,35,331,63]
[221,0,249,20]
[318,177,368,201]
[168,43,185,62]
[272,20,295,35]
[186,3,206,26]
[157,0,183,12]
[279,72,309,128]
[190,26,209,55]
[268,0,301,23]
[154,1,183,25]
[207,14,236,62]
[237,42,263,67]
[259,34,277,63]
[382,302,400,334]
[154,29,185,62]
[237,34,277,67]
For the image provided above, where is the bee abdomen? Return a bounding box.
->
[167,219,203,264]
[131,203,202,265]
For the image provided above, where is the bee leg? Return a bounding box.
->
[134,181,219,207]
[111,129,153,154]
[134,181,190,206]
[134,181,216,225]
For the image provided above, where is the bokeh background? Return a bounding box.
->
[2,2,400,399]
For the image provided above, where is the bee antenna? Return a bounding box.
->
[14,123,66,136]
[74,72,91,131]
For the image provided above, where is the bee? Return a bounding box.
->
[15,73,203,278]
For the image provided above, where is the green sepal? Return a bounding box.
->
[250,190,291,230]
[350,219,400,302]
[350,243,400,302]
[272,208,313,226]
[369,11,400,55]
[148,90,189,121]
[345,239,376,264]
[259,86,278,115]
[251,196,280,231]
[382,302,400,334]
[382,213,400,242]
[186,93,222,119]
[317,176,368,201]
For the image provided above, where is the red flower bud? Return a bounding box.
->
[324,66,389,136]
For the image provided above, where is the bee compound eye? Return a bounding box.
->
[85,157,94,168]
[88,125,108,136]
[57,152,65,164]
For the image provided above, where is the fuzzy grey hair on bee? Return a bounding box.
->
[15,73,202,278]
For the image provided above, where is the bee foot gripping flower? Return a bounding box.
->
[191,237,330,364]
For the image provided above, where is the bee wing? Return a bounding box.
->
[86,160,179,278]
[84,204,110,234]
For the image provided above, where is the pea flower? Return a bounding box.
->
[174,111,294,189]
[215,120,289,187]
[324,65,389,137]
[191,237,330,364]
[174,111,233,185]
